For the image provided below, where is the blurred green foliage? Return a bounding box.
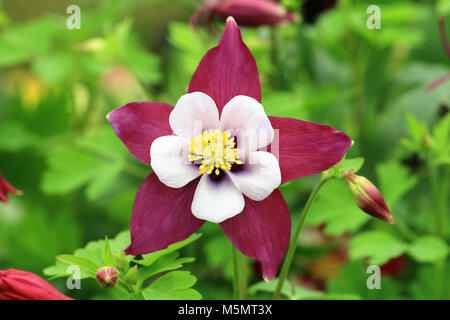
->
[0,0,449,299]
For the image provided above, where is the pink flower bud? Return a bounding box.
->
[0,173,19,204]
[100,66,145,103]
[95,267,119,288]
[192,0,298,29]
[344,173,395,224]
[0,269,72,300]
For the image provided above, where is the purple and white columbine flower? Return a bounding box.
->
[108,18,352,280]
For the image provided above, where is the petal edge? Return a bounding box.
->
[220,189,291,280]
[268,116,352,184]
[125,173,204,255]
[188,18,261,114]
[108,102,173,165]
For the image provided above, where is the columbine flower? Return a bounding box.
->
[0,269,72,300]
[96,267,119,288]
[108,18,351,280]
[191,0,298,30]
[344,173,395,224]
[0,173,19,204]
[427,17,450,90]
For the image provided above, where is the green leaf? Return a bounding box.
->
[137,252,195,285]
[327,261,398,300]
[437,0,450,15]
[168,22,209,74]
[137,233,201,267]
[3,206,81,272]
[376,160,418,207]
[125,44,160,84]
[55,254,100,278]
[203,234,233,280]
[350,231,407,265]
[75,127,127,160]
[85,164,121,200]
[123,265,139,284]
[405,113,428,146]
[44,230,131,279]
[306,179,370,236]
[41,128,127,196]
[263,90,308,119]
[410,264,450,299]
[248,279,357,300]
[408,236,449,263]
[313,293,360,300]
[0,122,38,152]
[248,279,324,300]
[0,40,33,66]
[32,53,73,83]
[432,114,450,165]
[41,148,106,195]
[0,16,63,67]
[338,157,365,174]
[248,279,294,299]
[432,114,450,149]
[142,271,202,300]
[103,236,116,267]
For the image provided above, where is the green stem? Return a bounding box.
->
[431,166,444,237]
[232,245,241,300]
[430,164,448,299]
[394,215,418,242]
[439,166,448,237]
[239,255,248,300]
[116,282,132,296]
[117,279,138,300]
[273,176,329,300]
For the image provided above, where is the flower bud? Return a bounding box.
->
[112,251,128,270]
[100,66,146,104]
[123,265,139,284]
[0,173,20,204]
[0,269,72,300]
[217,0,298,26]
[421,133,434,150]
[344,173,395,224]
[192,0,299,29]
[95,267,119,288]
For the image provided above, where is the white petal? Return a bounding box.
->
[169,92,220,138]
[227,151,281,201]
[151,135,200,188]
[220,95,274,152]
[191,174,245,223]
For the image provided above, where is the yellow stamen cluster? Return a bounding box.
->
[188,129,242,175]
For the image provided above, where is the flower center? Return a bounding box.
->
[188,129,243,175]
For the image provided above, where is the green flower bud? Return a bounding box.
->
[123,265,139,284]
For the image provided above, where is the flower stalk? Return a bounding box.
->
[430,165,448,299]
[231,245,241,299]
[231,245,249,300]
[239,254,248,300]
[273,175,330,300]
